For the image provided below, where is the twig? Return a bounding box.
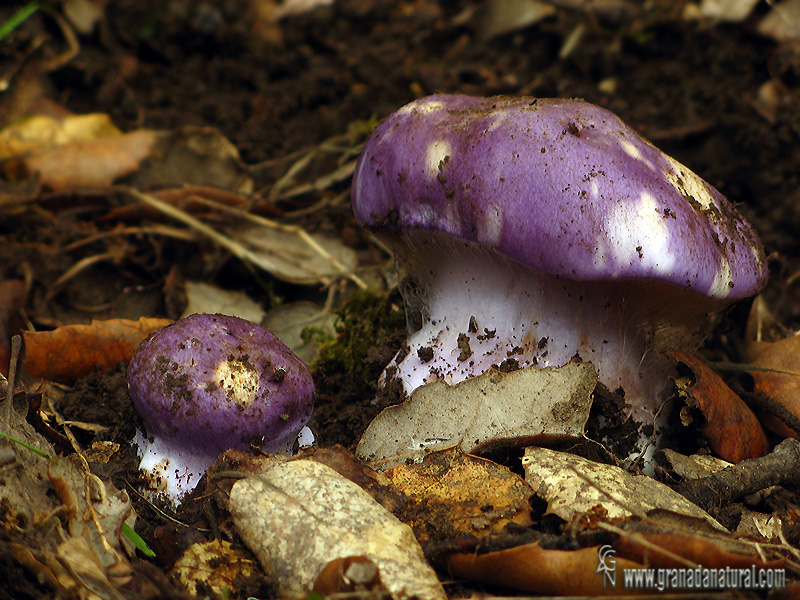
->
[597,522,698,569]
[3,336,22,427]
[127,186,368,289]
[61,225,198,252]
[674,438,800,511]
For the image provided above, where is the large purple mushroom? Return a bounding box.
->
[351,94,766,436]
[127,313,314,504]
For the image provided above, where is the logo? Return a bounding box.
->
[597,545,617,589]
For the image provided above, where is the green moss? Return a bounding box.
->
[312,288,406,384]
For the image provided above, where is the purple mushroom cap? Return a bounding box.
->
[350,95,767,450]
[127,313,314,502]
[352,94,766,299]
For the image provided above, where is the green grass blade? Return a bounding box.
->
[0,3,40,42]
[0,430,52,460]
[121,522,156,558]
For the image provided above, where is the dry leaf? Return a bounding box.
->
[127,126,253,193]
[357,362,597,470]
[56,536,127,599]
[0,114,120,160]
[171,540,255,598]
[384,446,533,542]
[0,398,59,543]
[233,224,358,284]
[660,448,731,480]
[522,447,725,532]
[263,301,336,364]
[447,542,644,596]
[128,188,359,286]
[749,335,800,438]
[280,446,413,521]
[63,0,106,34]
[696,0,759,21]
[614,529,785,571]
[312,556,386,595]
[23,317,172,384]
[48,456,131,569]
[229,459,446,600]
[745,295,788,360]
[479,0,555,39]
[181,281,266,323]
[671,351,770,461]
[25,130,158,191]
[758,0,800,42]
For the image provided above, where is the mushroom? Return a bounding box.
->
[351,94,766,431]
[127,313,314,504]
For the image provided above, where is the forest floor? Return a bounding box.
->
[1,1,800,598]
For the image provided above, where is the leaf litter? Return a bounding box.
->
[357,361,597,470]
[3,2,800,598]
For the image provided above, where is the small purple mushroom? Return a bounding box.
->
[351,94,766,432]
[127,313,314,504]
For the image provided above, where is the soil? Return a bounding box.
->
[2,1,800,598]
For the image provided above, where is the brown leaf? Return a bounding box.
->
[749,336,800,438]
[171,540,255,598]
[384,446,533,543]
[671,351,770,462]
[23,317,172,384]
[614,530,786,571]
[446,542,644,596]
[25,130,159,191]
[312,556,385,595]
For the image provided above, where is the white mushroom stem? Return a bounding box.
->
[134,427,303,506]
[133,430,212,504]
[382,232,723,428]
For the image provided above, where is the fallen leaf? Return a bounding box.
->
[0,113,160,190]
[671,351,770,461]
[23,317,172,384]
[48,455,132,568]
[613,529,785,570]
[291,445,406,514]
[447,542,644,596]
[127,126,253,194]
[748,335,800,438]
[313,556,386,595]
[660,448,731,480]
[758,0,800,42]
[696,0,759,21]
[263,301,336,365]
[56,536,128,598]
[171,540,255,599]
[63,0,106,34]
[25,130,159,191]
[0,395,59,543]
[357,362,596,470]
[478,0,555,39]
[384,446,533,543]
[229,459,446,600]
[129,187,358,286]
[522,447,726,532]
[744,295,788,361]
[181,281,266,323]
[233,224,358,284]
[0,113,120,160]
